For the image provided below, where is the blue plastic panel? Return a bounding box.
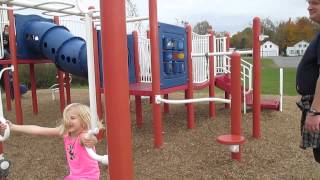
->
[158,23,188,89]
[127,34,136,83]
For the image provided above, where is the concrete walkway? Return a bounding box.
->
[267,56,301,68]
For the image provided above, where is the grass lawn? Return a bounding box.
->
[245,58,297,96]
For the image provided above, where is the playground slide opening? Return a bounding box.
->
[15,14,88,78]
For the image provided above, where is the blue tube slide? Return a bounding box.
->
[18,15,88,77]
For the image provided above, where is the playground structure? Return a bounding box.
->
[0,0,285,179]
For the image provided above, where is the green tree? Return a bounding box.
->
[193,21,212,35]
[230,27,252,49]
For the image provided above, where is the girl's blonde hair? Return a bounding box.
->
[59,103,91,135]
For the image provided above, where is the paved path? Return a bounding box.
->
[268,56,301,68]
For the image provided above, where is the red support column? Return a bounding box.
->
[230,52,242,160]
[92,26,104,141]
[54,16,66,113]
[224,32,231,109]
[3,65,11,111]
[8,9,23,124]
[29,64,38,114]
[133,31,143,128]
[57,70,65,113]
[209,31,216,118]
[252,17,261,139]
[186,25,195,129]
[65,72,71,104]
[149,0,163,147]
[100,0,134,179]
[163,94,169,113]
[226,32,230,51]
[93,26,103,120]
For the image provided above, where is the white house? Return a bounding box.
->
[286,40,309,56]
[260,41,279,57]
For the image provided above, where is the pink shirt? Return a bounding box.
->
[64,134,100,180]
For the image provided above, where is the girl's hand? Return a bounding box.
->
[0,120,11,132]
[81,135,98,148]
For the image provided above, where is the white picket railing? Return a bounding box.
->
[191,32,210,84]
[214,37,227,75]
[138,35,152,83]
[60,16,86,40]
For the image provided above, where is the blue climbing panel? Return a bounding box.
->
[158,22,188,89]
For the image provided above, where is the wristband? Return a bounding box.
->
[308,108,320,116]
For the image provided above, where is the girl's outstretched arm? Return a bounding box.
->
[3,122,60,136]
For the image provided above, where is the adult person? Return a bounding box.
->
[2,25,10,59]
[296,0,320,163]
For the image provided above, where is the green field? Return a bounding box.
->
[247,58,297,96]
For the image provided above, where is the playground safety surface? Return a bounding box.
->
[2,89,320,179]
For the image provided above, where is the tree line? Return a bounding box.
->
[193,17,320,55]
[231,17,320,55]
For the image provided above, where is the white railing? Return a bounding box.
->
[222,55,253,113]
[214,37,227,75]
[49,74,72,101]
[191,32,210,84]
[138,35,152,83]
[59,16,86,40]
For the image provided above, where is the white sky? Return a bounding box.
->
[131,0,309,34]
[17,0,310,34]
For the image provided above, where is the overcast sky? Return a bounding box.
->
[131,0,309,34]
[18,0,310,34]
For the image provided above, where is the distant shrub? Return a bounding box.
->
[18,64,88,89]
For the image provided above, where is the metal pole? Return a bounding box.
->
[149,0,163,148]
[230,52,242,160]
[8,8,23,124]
[186,25,195,129]
[100,0,133,179]
[209,30,216,118]
[252,17,261,138]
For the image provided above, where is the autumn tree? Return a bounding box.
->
[193,21,212,35]
[230,27,253,49]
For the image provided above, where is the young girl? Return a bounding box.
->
[0,103,100,180]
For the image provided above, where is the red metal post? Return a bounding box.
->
[135,96,142,128]
[92,26,103,120]
[100,0,134,179]
[3,65,11,111]
[230,52,242,160]
[163,94,169,113]
[209,30,216,118]
[226,32,230,51]
[92,26,104,141]
[149,0,163,147]
[253,17,261,139]
[54,16,66,113]
[29,64,38,114]
[8,9,23,124]
[65,72,71,104]
[57,70,65,113]
[186,25,195,129]
[133,31,143,128]
[224,32,231,109]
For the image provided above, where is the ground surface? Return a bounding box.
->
[2,89,320,180]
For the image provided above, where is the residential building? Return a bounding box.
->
[286,40,309,56]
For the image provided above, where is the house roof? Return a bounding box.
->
[261,40,279,47]
[294,40,309,46]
